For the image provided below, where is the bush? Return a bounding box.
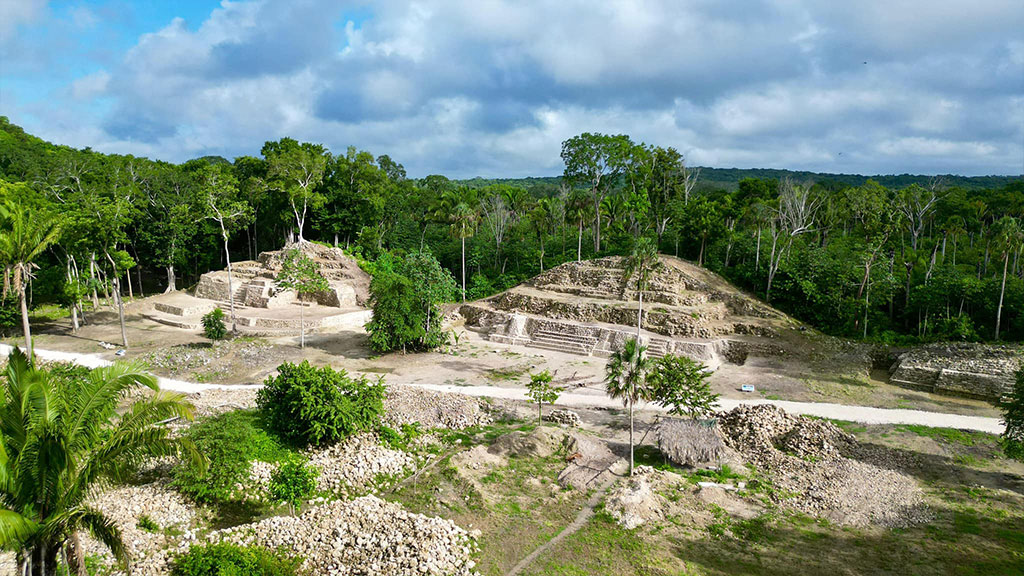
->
[257,361,385,447]
[202,308,227,340]
[268,458,318,514]
[1002,368,1024,460]
[378,422,422,451]
[173,411,290,504]
[171,543,301,576]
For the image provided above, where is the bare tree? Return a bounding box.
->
[480,193,513,270]
[765,179,820,301]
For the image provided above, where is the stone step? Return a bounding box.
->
[528,339,591,355]
[533,330,598,346]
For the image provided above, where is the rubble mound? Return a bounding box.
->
[558,432,622,490]
[604,469,666,529]
[489,426,566,459]
[382,384,493,430]
[717,404,928,527]
[218,496,478,576]
[80,482,199,575]
[545,408,581,427]
[889,342,1021,401]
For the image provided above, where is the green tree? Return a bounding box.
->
[0,349,201,575]
[0,199,61,360]
[605,338,651,476]
[525,370,560,424]
[365,271,426,354]
[647,355,718,419]
[436,187,478,302]
[275,249,329,348]
[993,217,1023,340]
[262,138,329,242]
[197,164,252,333]
[398,251,458,337]
[561,133,634,253]
[1002,368,1024,460]
[623,237,661,339]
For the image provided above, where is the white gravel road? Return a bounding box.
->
[7,345,1004,434]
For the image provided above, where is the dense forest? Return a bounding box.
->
[1,116,1021,343]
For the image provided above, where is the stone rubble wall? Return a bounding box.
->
[889,343,1020,401]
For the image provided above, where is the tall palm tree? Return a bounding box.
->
[605,337,651,476]
[994,216,1023,340]
[623,237,661,340]
[0,349,202,576]
[0,202,61,361]
[436,188,478,302]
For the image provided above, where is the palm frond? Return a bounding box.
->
[0,509,38,551]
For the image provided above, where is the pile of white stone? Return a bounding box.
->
[218,496,479,576]
[383,385,492,430]
[717,404,928,527]
[248,433,417,497]
[544,409,581,427]
[80,482,199,576]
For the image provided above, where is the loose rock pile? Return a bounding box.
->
[383,385,492,430]
[80,482,199,575]
[544,409,581,427]
[218,496,478,576]
[717,404,928,527]
[306,433,417,494]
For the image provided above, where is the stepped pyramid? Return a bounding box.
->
[461,256,793,369]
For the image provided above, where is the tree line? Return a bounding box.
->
[1,117,1022,343]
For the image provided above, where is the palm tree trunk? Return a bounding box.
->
[577,220,583,262]
[628,401,635,476]
[300,299,305,348]
[636,289,643,340]
[461,236,466,302]
[19,278,32,361]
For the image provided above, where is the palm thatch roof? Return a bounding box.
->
[656,417,726,467]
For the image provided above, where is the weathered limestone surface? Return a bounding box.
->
[889,343,1020,401]
[462,256,791,368]
[194,242,370,308]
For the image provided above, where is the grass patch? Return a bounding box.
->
[893,424,992,447]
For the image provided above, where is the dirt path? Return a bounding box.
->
[6,345,1005,434]
[505,473,617,576]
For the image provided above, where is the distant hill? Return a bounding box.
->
[457,169,1020,192]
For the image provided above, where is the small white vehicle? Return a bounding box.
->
[740,384,756,393]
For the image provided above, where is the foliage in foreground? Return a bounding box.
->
[174,410,290,504]
[257,360,385,447]
[171,542,302,576]
[0,349,200,576]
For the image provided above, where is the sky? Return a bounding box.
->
[1,0,1022,179]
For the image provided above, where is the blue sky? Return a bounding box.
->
[1,0,1022,178]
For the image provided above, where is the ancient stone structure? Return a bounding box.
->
[145,242,371,335]
[194,241,369,309]
[889,343,1021,401]
[461,256,789,369]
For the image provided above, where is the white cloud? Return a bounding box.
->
[3,0,1022,177]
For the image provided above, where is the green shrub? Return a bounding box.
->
[269,459,318,513]
[173,411,290,504]
[202,308,227,340]
[378,422,422,451]
[257,361,385,447]
[137,515,160,533]
[171,543,301,576]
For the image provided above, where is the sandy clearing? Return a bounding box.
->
[5,344,1004,434]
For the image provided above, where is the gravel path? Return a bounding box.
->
[7,345,1004,434]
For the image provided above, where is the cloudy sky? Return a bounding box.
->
[1,0,1022,178]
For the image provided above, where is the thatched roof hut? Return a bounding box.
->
[656,417,726,467]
